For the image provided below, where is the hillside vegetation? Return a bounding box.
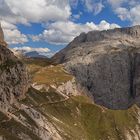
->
[0,56,140,140]
[22,87,140,140]
[21,58,140,140]
[24,58,73,86]
[1,24,140,139]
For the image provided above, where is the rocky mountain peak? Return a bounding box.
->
[52,25,140,109]
[0,26,29,105]
[0,23,7,47]
[69,25,140,47]
[0,23,4,40]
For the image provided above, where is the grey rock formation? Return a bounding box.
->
[0,24,29,104]
[0,27,62,140]
[53,25,140,109]
[0,45,29,104]
[0,23,4,41]
[0,23,6,46]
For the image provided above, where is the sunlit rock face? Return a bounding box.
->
[53,25,140,109]
[0,23,4,41]
[0,26,62,140]
[0,23,7,47]
[0,26,29,105]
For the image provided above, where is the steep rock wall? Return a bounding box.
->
[0,25,29,105]
[53,25,140,109]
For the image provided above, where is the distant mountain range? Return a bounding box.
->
[25,51,48,58]
[11,49,49,58]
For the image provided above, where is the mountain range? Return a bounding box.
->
[11,49,49,58]
[53,25,140,109]
[1,24,140,140]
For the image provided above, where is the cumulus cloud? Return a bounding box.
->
[0,0,71,25]
[130,5,140,25]
[107,0,127,8]
[115,7,130,21]
[70,0,79,8]
[31,20,120,45]
[72,0,140,23]
[107,0,140,25]
[73,12,83,20]
[70,0,104,15]
[1,20,28,44]
[84,0,104,15]
[0,0,72,45]
[1,0,130,46]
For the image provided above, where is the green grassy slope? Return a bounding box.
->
[0,58,139,140]
[0,111,41,140]
[23,58,140,140]
[0,80,139,140]
[21,87,140,140]
[24,58,73,86]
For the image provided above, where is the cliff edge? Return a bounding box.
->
[53,25,140,109]
[0,24,29,105]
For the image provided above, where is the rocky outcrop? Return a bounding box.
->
[0,26,62,140]
[0,25,29,104]
[53,25,140,64]
[56,78,79,96]
[52,25,140,109]
[0,23,4,42]
[0,45,29,104]
[0,24,7,47]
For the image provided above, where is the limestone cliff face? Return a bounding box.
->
[0,24,7,47]
[0,25,29,104]
[0,24,4,42]
[0,26,29,103]
[0,26,62,140]
[0,45,29,104]
[0,51,62,140]
[53,25,140,109]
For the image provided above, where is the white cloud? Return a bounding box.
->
[115,7,130,21]
[0,0,128,46]
[0,0,71,25]
[31,20,120,45]
[116,5,140,25]
[98,20,120,30]
[107,0,127,8]
[129,5,140,25]
[1,20,28,44]
[73,12,83,20]
[70,0,79,8]
[108,0,140,8]
[107,0,140,25]
[0,0,72,45]
[1,20,16,29]
[70,0,104,15]
[84,0,104,15]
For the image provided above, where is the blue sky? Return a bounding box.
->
[0,0,140,57]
